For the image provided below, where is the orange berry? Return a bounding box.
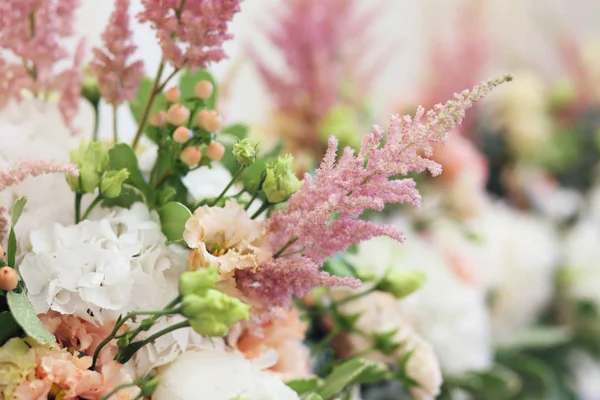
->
[205,142,225,161]
[149,110,167,127]
[196,110,222,132]
[0,267,18,291]
[173,126,191,144]
[165,87,181,103]
[167,104,190,126]
[180,146,202,166]
[194,80,214,100]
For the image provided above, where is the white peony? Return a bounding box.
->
[347,234,493,375]
[19,203,188,324]
[152,349,300,400]
[0,99,94,242]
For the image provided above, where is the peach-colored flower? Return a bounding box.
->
[11,379,51,400]
[39,311,119,368]
[184,200,271,276]
[432,130,487,187]
[232,308,312,380]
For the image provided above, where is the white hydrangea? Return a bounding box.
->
[19,203,188,324]
[0,99,94,242]
[152,349,300,400]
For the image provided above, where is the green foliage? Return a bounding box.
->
[316,358,390,400]
[179,69,217,110]
[108,144,153,202]
[129,77,168,142]
[7,291,55,345]
[0,311,21,345]
[7,196,26,268]
[157,202,192,242]
[286,376,322,395]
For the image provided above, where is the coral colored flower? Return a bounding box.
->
[90,0,144,105]
[184,200,271,276]
[233,308,311,380]
[138,0,242,70]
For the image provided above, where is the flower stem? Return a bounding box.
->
[245,174,266,211]
[273,237,298,258]
[334,287,377,307]
[132,61,165,151]
[211,165,246,206]
[156,67,181,94]
[92,103,100,141]
[250,201,271,219]
[112,105,119,144]
[81,195,102,221]
[99,382,141,400]
[75,193,82,223]
[135,320,190,349]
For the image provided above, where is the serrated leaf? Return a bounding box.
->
[158,202,192,241]
[286,376,321,395]
[108,144,152,201]
[0,311,21,345]
[317,358,390,400]
[10,197,27,226]
[179,69,217,109]
[7,291,55,344]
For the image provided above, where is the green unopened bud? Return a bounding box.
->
[232,138,257,166]
[318,105,362,150]
[377,269,427,299]
[263,155,301,203]
[140,377,161,397]
[67,141,109,193]
[100,168,129,198]
[179,266,220,297]
[183,290,250,336]
[81,67,101,107]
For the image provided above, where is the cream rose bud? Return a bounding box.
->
[181,146,202,166]
[173,126,191,144]
[165,87,181,103]
[167,104,190,126]
[194,80,214,100]
[149,111,167,127]
[205,142,225,161]
[0,267,18,291]
[152,350,299,400]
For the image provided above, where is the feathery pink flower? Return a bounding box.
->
[238,76,511,308]
[138,0,242,70]
[0,159,79,194]
[90,0,144,106]
[0,0,84,130]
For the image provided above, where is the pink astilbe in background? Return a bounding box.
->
[0,0,84,130]
[138,0,242,70]
[237,76,511,309]
[90,0,144,106]
[0,159,79,194]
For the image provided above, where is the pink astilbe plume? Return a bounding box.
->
[90,0,144,106]
[237,76,511,308]
[0,0,84,129]
[252,0,384,159]
[138,0,242,70]
[0,159,79,193]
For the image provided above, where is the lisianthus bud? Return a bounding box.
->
[377,269,427,299]
[263,155,301,203]
[195,80,214,100]
[179,267,220,297]
[67,141,109,193]
[81,68,101,107]
[165,87,181,103]
[181,146,202,166]
[173,126,191,144]
[167,104,190,126]
[0,267,18,291]
[183,290,250,336]
[232,138,257,166]
[196,110,222,132]
[206,142,225,162]
[149,111,167,127]
[100,168,130,198]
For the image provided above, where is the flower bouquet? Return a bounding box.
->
[0,0,509,399]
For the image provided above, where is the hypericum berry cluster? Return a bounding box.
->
[149,80,225,168]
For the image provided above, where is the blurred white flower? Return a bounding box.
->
[347,234,493,375]
[19,203,188,324]
[152,349,300,400]
[562,219,600,306]
[570,351,600,400]
[182,163,238,200]
[0,99,94,242]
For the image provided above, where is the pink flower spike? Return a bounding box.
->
[0,159,79,194]
[90,0,144,106]
[138,0,242,70]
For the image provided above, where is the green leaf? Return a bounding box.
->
[179,69,217,109]
[102,185,147,209]
[10,197,27,226]
[317,358,390,400]
[129,77,167,127]
[158,202,192,241]
[501,326,572,351]
[304,394,324,400]
[7,291,55,345]
[108,144,152,201]
[222,124,248,141]
[0,311,22,345]
[286,376,321,395]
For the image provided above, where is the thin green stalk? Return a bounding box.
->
[112,105,119,143]
[132,61,166,150]
[250,201,271,219]
[273,237,298,258]
[75,193,83,223]
[211,165,246,206]
[134,320,190,349]
[334,287,377,307]
[311,327,339,355]
[81,195,102,221]
[92,103,100,141]
[99,382,141,400]
[245,174,266,211]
